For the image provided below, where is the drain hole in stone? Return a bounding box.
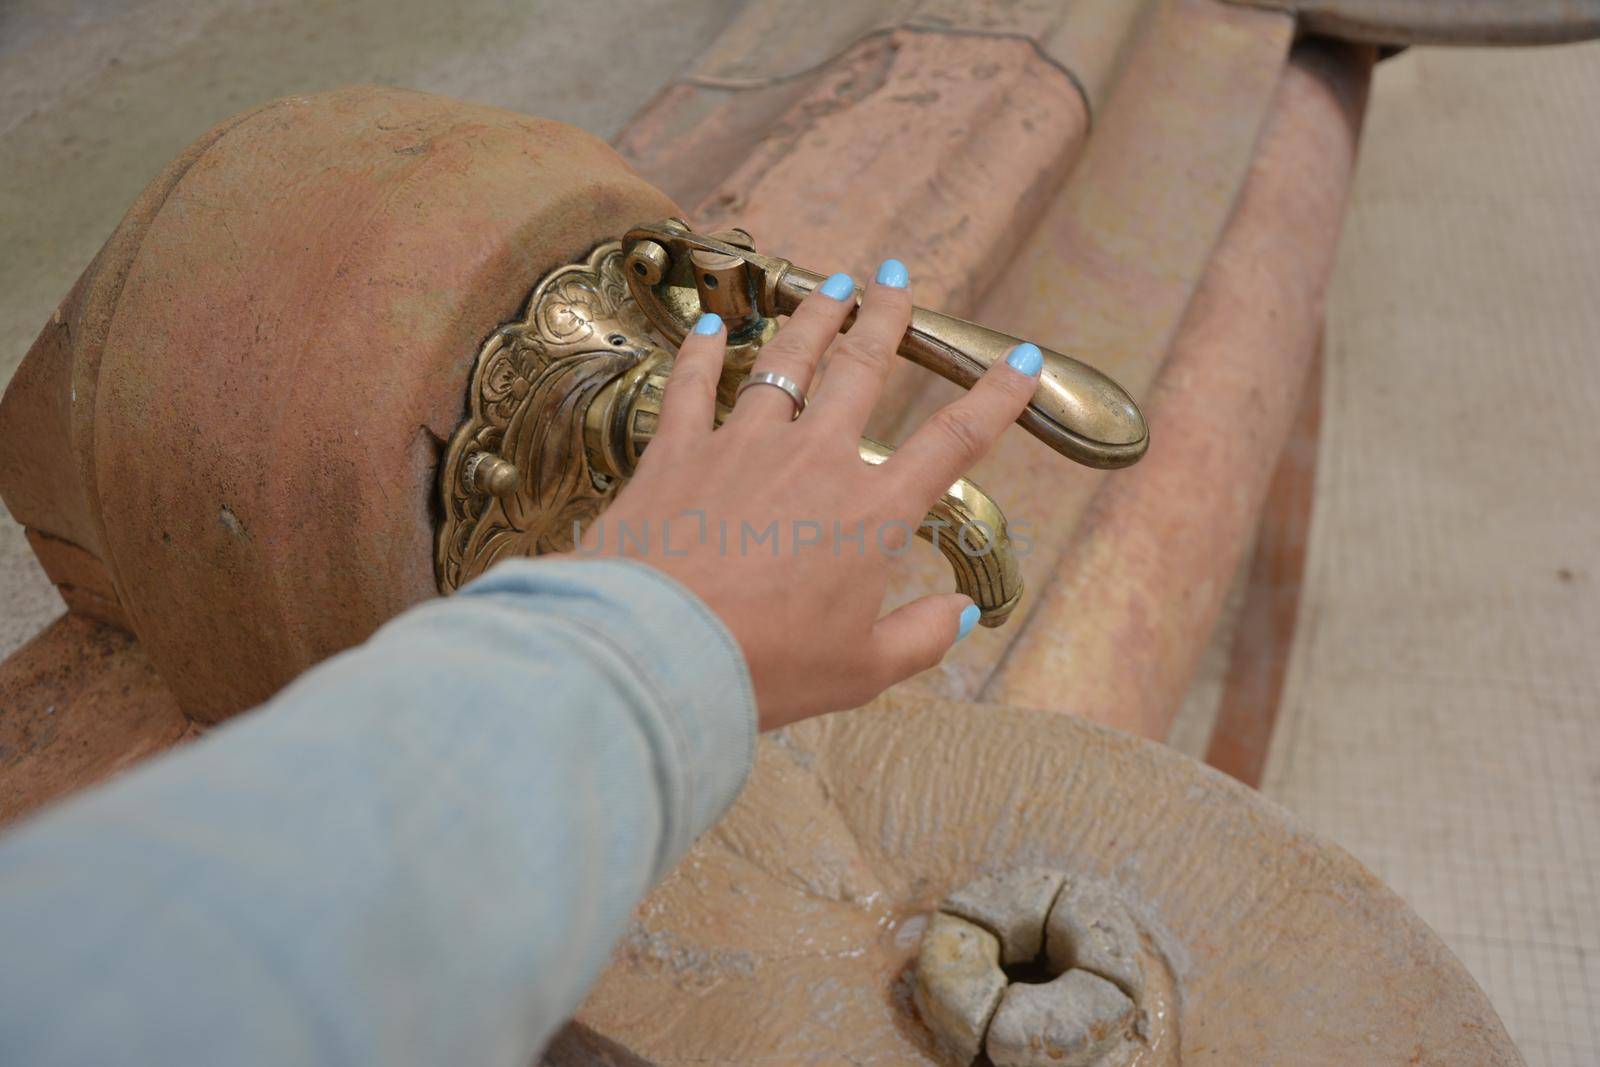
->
[915,870,1177,1067]
[999,954,1056,987]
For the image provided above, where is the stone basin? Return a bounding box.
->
[570,693,1521,1064]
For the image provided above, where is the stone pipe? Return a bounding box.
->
[872,0,1295,700]
[982,38,1376,740]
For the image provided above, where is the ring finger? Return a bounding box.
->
[728,271,858,425]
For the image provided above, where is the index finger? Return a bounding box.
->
[807,260,914,436]
[653,312,727,443]
[884,342,1043,509]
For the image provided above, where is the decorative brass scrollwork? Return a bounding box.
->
[436,244,669,590]
[437,222,1149,625]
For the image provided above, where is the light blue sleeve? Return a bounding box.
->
[0,557,757,1067]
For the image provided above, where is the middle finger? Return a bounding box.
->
[807,258,913,437]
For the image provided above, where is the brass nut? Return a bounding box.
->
[465,452,519,498]
[624,239,670,285]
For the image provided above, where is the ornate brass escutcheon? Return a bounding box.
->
[437,220,1148,626]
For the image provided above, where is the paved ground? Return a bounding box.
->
[2,5,1597,1062]
[1258,42,1600,1066]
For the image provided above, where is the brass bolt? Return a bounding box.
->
[465,452,519,498]
[625,239,671,285]
[690,248,758,332]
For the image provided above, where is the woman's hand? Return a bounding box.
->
[580,260,1044,731]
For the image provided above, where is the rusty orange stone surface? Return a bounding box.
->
[881,0,1296,701]
[2,3,1341,800]
[0,615,192,827]
[1205,341,1324,786]
[0,86,678,723]
[983,40,1375,739]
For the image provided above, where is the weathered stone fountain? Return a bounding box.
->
[9,1,1596,1062]
[557,695,1520,1063]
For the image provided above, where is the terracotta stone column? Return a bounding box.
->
[982,39,1376,740]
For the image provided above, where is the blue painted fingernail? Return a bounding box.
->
[819,272,855,301]
[693,311,723,336]
[875,259,909,289]
[957,603,981,641]
[1005,342,1043,377]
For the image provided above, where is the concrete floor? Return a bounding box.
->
[3,4,1598,1063]
[1260,42,1600,1066]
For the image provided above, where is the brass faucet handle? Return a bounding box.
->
[621,220,1149,470]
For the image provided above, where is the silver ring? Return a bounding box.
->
[736,371,808,419]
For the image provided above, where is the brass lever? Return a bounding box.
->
[621,219,1149,469]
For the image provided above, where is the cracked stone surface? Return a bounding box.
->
[921,870,1153,1065]
[912,912,1007,1064]
[1045,878,1146,1002]
[985,968,1136,1067]
[941,867,1066,966]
